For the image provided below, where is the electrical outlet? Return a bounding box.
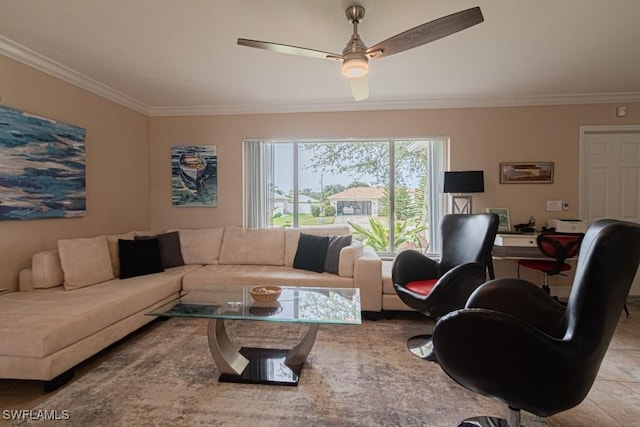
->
[547,200,563,211]
[562,201,570,211]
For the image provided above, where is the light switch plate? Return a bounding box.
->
[547,200,563,211]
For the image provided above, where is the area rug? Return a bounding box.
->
[17,318,549,426]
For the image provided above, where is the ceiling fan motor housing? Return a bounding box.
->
[345,5,365,22]
[342,5,368,78]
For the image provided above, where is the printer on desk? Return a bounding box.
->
[547,219,588,233]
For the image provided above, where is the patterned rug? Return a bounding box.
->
[16,317,549,426]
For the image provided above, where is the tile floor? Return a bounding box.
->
[0,304,639,426]
[545,302,640,426]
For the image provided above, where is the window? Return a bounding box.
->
[244,138,447,255]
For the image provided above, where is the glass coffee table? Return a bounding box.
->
[148,286,361,386]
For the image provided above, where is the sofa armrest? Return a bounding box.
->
[21,249,64,291]
[338,244,364,278]
[19,268,34,292]
[354,247,383,312]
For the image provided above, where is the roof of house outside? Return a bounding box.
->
[271,193,320,203]
[329,186,418,201]
[329,187,385,200]
[298,195,320,203]
[270,192,289,202]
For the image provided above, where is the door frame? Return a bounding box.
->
[578,125,640,221]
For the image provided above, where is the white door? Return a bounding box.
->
[580,126,640,295]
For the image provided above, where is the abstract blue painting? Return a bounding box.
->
[0,104,86,220]
[171,145,217,207]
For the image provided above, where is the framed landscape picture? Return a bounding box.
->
[486,207,511,232]
[500,162,554,184]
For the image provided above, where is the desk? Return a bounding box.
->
[492,233,578,298]
[492,233,543,259]
[493,233,580,261]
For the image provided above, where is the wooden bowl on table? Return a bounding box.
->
[250,286,282,303]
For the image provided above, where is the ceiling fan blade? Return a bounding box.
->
[366,7,484,59]
[237,38,342,61]
[350,76,369,101]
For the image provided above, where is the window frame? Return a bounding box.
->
[244,137,448,255]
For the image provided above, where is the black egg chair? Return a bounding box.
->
[392,213,499,360]
[433,219,640,427]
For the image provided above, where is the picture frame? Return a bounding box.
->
[0,104,86,221]
[486,207,511,232]
[171,145,218,207]
[499,162,554,184]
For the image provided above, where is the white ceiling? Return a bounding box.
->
[1,0,639,115]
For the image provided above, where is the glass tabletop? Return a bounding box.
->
[147,286,361,325]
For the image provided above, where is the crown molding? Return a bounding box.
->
[2,36,639,118]
[0,36,150,115]
[149,92,640,116]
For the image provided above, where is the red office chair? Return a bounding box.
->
[518,232,584,296]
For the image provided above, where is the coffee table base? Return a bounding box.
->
[218,347,303,386]
[208,318,319,386]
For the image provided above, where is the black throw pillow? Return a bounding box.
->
[118,238,164,279]
[135,231,185,268]
[324,235,353,274]
[293,233,330,273]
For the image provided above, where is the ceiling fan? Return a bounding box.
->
[237,5,484,101]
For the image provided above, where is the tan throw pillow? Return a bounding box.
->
[58,236,115,290]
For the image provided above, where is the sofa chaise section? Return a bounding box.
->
[5,231,201,390]
[1,265,198,387]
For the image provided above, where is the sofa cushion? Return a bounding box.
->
[31,249,64,289]
[135,231,184,268]
[284,226,350,267]
[324,235,353,274]
[173,228,224,265]
[58,236,115,290]
[106,232,135,277]
[119,238,165,279]
[294,233,330,273]
[219,226,286,266]
[0,266,196,358]
[182,264,353,291]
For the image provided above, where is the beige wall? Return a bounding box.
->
[149,104,640,232]
[148,104,640,295]
[3,53,640,292]
[0,56,150,290]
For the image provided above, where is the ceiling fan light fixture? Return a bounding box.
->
[342,57,368,78]
[238,5,484,97]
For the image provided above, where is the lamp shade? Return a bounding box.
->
[442,171,485,193]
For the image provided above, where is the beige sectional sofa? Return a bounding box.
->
[0,225,381,390]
